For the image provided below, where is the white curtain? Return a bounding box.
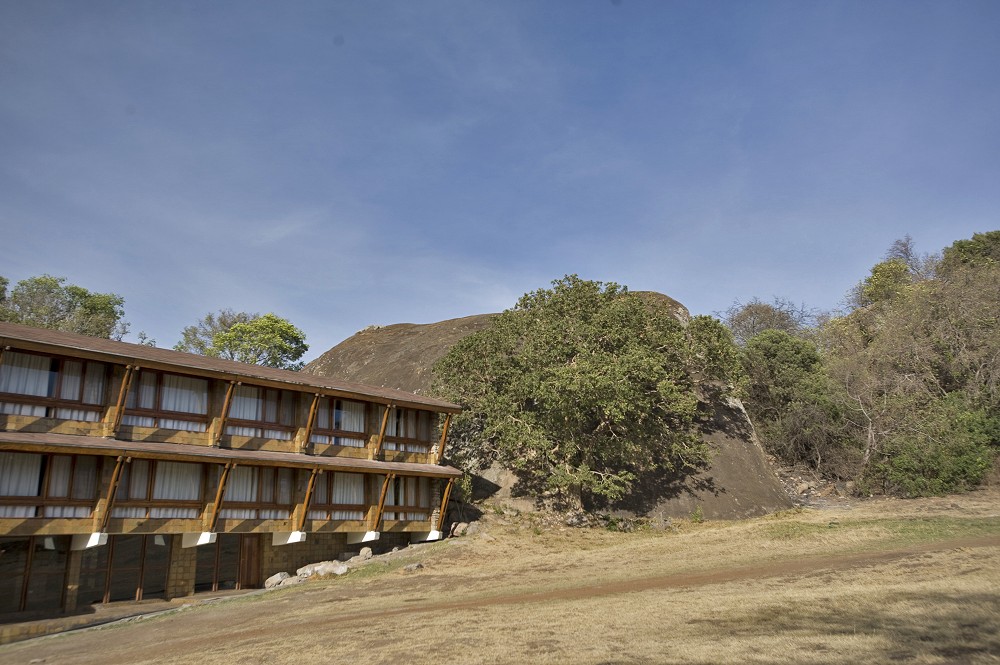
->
[58,361,82,400]
[150,461,201,518]
[307,473,329,520]
[0,352,49,416]
[157,374,208,432]
[260,391,293,440]
[55,407,100,422]
[0,452,41,517]
[122,414,155,427]
[229,386,261,420]
[126,371,157,410]
[82,362,106,405]
[44,456,93,518]
[160,418,207,432]
[227,386,261,437]
[161,374,204,413]
[56,367,100,419]
[340,401,366,432]
[259,468,292,519]
[0,352,51,396]
[406,477,432,520]
[263,428,292,440]
[112,460,149,517]
[311,398,332,445]
[0,402,45,416]
[220,466,257,518]
[331,473,365,520]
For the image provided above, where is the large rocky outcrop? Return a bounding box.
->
[303,294,792,520]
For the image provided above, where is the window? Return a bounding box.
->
[111,460,203,519]
[380,475,431,521]
[226,386,297,440]
[306,472,365,521]
[381,408,434,453]
[122,370,209,432]
[219,466,294,520]
[0,452,101,518]
[0,351,107,422]
[309,397,367,447]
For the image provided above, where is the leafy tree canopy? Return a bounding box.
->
[175,310,308,370]
[939,230,1000,275]
[721,297,815,346]
[0,274,128,340]
[174,309,257,356]
[433,275,737,507]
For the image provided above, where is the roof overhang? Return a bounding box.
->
[0,322,461,414]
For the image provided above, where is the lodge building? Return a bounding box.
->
[0,321,462,622]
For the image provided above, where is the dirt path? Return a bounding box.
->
[335,534,1000,621]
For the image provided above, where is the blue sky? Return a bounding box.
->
[2,1,998,362]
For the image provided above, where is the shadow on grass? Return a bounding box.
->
[702,590,1000,662]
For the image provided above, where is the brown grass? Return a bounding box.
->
[3,490,998,665]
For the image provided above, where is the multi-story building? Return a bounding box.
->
[0,321,462,620]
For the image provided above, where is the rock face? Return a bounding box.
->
[303,294,792,520]
[303,314,496,395]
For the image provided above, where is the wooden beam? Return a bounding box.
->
[436,478,455,532]
[301,393,321,454]
[0,345,8,369]
[294,467,321,532]
[109,365,136,437]
[207,462,235,532]
[371,405,393,460]
[213,381,238,446]
[370,473,395,531]
[435,414,452,464]
[96,455,129,533]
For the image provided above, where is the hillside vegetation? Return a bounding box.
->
[734,232,1000,497]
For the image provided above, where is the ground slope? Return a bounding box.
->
[4,489,998,665]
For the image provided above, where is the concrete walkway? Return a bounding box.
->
[0,588,263,646]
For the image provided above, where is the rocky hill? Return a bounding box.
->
[303,293,792,520]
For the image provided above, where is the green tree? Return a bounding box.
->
[939,230,1000,275]
[174,309,257,356]
[721,297,815,346]
[433,275,718,507]
[0,274,128,340]
[848,258,912,309]
[176,311,308,369]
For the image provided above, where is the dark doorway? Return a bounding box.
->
[194,534,260,592]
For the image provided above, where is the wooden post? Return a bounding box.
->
[295,468,321,532]
[435,414,452,464]
[301,394,321,454]
[370,405,393,460]
[207,462,235,532]
[109,365,136,437]
[96,455,129,533]
[370,473,395,531]
[214,381,238,446]
[436,478,455,532]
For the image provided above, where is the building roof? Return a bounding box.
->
[0,322,461,413]
[0,431,463,478]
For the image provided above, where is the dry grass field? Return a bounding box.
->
[3,490,999,665]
